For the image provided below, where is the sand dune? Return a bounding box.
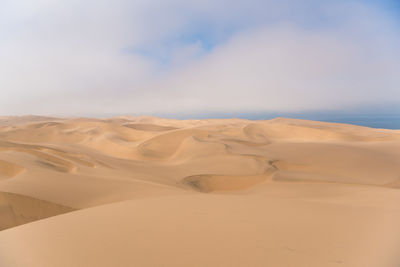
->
[124,123,179,132]
[0,116,399,266]
[0,191,75,231]
[182,173,272,192]
[0,160,24,179]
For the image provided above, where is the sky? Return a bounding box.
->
[0,0,399,117]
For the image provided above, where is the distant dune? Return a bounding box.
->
[0,116,399,267]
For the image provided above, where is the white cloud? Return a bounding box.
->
[146,24,400,114]
[0,0,399,116]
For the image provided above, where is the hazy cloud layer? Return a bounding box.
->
[0,0,399,116]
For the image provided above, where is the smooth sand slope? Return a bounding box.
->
[0,116,399,267]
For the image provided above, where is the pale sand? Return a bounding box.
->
[0,116,399,266]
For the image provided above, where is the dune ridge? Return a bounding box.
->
[0,116,399,267]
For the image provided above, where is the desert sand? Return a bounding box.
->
[0,116,399,267]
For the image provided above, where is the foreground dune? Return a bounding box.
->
[0,116,399,266]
